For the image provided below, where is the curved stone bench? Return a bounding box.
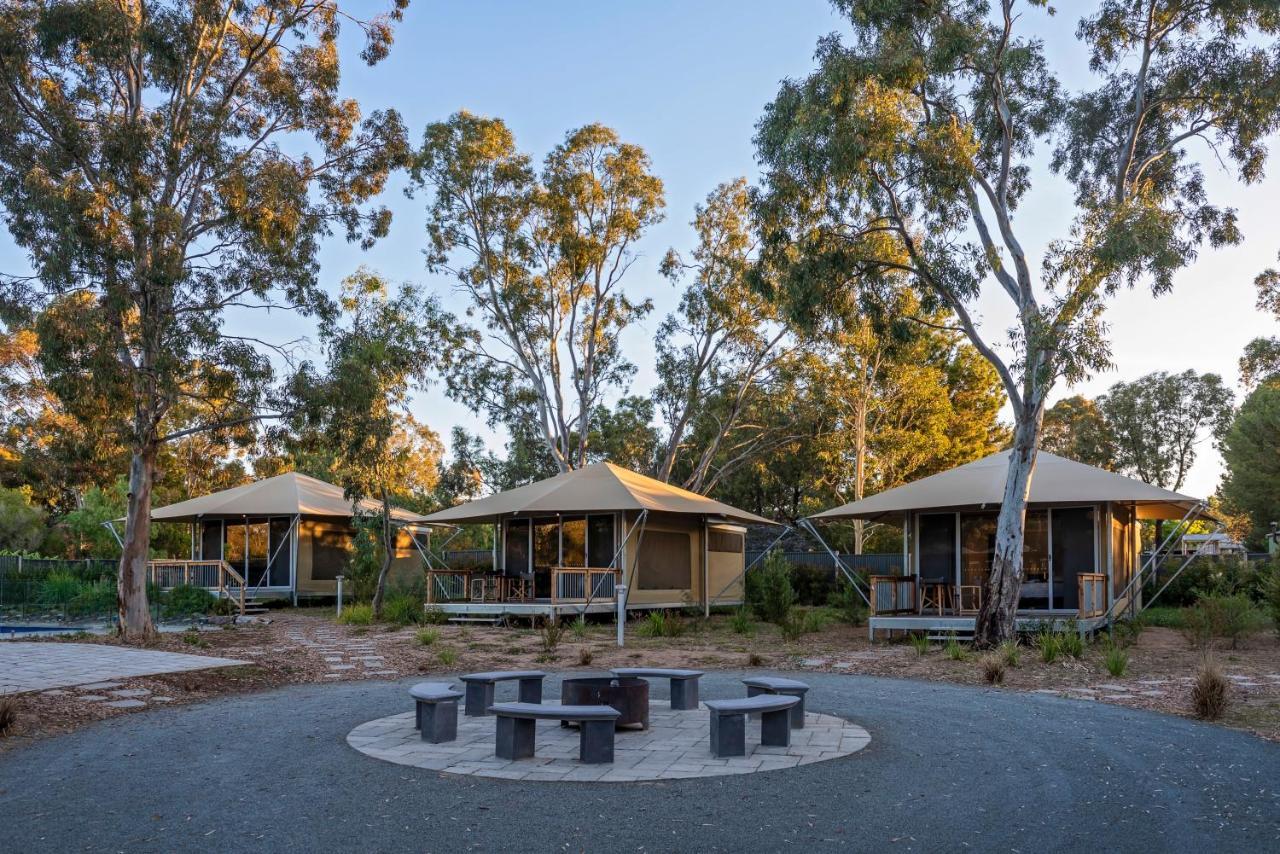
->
[609,668,704,710]
[742,676,810,729]
[459,670,546,716]
[409,682,463,743]
[490,702,621,764]
[704,695,800,757]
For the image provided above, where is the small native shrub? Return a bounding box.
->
[980,653,1006,685]
[827,580,866,626]
[747,652,765,666]
[570,615,588,639]
[1264,566,1280,637]
[729,609,755,635]
[1139,606,1188,630]
[1061,630,1085,659]
[748,550,795,625]
[636,610,685,639]
[999,640,1021,668]
[0,698,16,737]
[69,578,118,617]
[437,647,458,667]
[181,629,207,647]
[39,572,83,605]
[165,584,216,617]
[1191,657,1230,720]
[779,607,830,641]
[539,618,564,654]
[1036,629,1062,664]
[338,603,373,626]
[1104,643,1129,678]
[1184,593,1264,650]
[415,627,440,646]
[944,634,971,662]
[577,647,594,667]
[421,607,449,625]
[909,634,931,656]
[381,592,424,626]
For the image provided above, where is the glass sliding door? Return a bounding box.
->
[960,513,996,588]
[1019,510,1051,608]
[917,514,957,584]
[560,516,586,567]
[268,517,293,587]
[587,515,615,568]
[533,519,558,598]
[1051,507,1095,610]
[504,519,531,577]
[245,520,270,587]
[200,521,223,561]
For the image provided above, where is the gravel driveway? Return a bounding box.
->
[1,672,1276,852]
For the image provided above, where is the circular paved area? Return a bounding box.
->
[2,672,1278,852]
[348,702,870,781]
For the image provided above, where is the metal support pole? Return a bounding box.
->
[615,583,628,647]
[336,575,344,618]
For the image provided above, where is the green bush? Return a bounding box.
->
[381,591,424,626]
[338,603,373,625]
[1139,606,1187,629]
[748,550,795,625]
[68,578,117,617]
[999,640,1021,667]
[164,584,216,617]
[39,572,84,605]
[1061,629,1085,659]
[943,633,971,661]
[1186,593,1265,649]
[421,607,449,625]
[729,609,755,635]
[437,647,458,667]
[415,627,440,646]
[636,610,685,639]
[570,615,588,639]
[1036,629,1062,664]
[1104,643,1129,677]
[910,634,931,656]
[1262,563,1280,636]
[1147,557,1266,606]
[827,579,866,626]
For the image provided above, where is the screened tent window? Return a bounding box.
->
[312,529,352,581]
[504,519,530,576]
[587,515,615,568]
[268,517,292,587]
[560,517,586,567]
[708,530,744,553]
[637,530,692,590]
[960,514,996,585]
[917,514,956,583]
[1052,507,1095,610]
[533,520,558,567]
[199,521,222,561]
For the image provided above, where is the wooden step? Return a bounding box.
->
[448,616,502,625]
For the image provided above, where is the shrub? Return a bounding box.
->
[570,615,588,639]
[0,697,16,737]
[999,640,1021,668]
[165,584,216,617]
[909,634,931,656]
[827,580,866,626]
[181,629,207,648]
[437,647,458,667]
[421,607,449,625]
[636,610,685,638]
[539,618,564,654]
[381,591,424,626]
[790,564,839,606]
[748,550,795,625]
[1061,629,1085,659]
[944,634,971,661]
[1185,593,1264,650]
[39,572,84,606]
[1140,606,1189,629]
[577,646,594,667]
[729,609,755,635]
[338,603,373,626]
[1191,656,1230,720]
[1264,565,1280,637]
[980,653,1006,685]
[1036,629,1061,664]
[69,578,118,617]
[415,627,440,646]
[747,652,765,666]
[1103,643,1129,677]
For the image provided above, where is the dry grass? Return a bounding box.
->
[1192,657,1231,721]
[979,653,1007,685]
[0,697,17,737]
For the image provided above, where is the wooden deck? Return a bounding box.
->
[868,611,1110,639]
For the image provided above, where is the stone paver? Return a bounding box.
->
[0,642,247,695]
[347,701,870,782]
[104,699,147,709]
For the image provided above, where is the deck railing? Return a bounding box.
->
[552,568,619,604]
[1077,573,1107,618]
[426,569,470,604]
[869,575,917,615]
[146,559,246,615]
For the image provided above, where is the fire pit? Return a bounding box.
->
[560,676,649,730]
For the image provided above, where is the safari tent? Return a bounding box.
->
[418,462,779,619]
[806,451,1212,637]
[147,471,434,604]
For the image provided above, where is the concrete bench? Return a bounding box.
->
[704,695,800,757]
[609,668,704,710]
[742,676,810,729]
[409,682,463,743]
[490,702,621,764]
[459,670,546,716]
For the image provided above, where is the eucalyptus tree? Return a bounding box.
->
[0,0,411,638]
[1041,396,1115,469]
[412,112,664,473]
[754,0,1280,644]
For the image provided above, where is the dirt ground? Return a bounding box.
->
[2,609,1278,749]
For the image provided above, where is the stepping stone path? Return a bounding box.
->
[284,626,404,680]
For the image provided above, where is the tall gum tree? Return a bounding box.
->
[754,0,1280,644]
[0,0,411,639]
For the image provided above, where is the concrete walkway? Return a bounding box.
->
[0,642,246,695]
[1,672,1277,852]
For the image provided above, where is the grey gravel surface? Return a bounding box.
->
[0,672,1277,852]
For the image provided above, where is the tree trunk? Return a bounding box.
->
[973,416,1041,647]
[852,394,868,555]
[370,494,395,620]
[118,445,157,641]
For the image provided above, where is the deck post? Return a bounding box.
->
[336,575,344,618]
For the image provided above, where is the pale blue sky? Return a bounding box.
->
[3,1,1275,498]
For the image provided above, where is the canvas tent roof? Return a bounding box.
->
[419,461,779,526]
[149,471,429,524]
[809,451,1205,523]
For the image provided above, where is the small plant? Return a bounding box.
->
[437,647,458,667]
[1201,593,1264,649]
[1262,563,1280,636]
[827,580,866,626]
[421,607,449,625]
[165,584,216,617]
[748,549,795,624]
[338,603,373,626]
[570,615,588,639]
[0,697,16,737]
[381,591,424,627]
[1103,642,1129,677]
[180,629,207,647]
[39,571,84,606]
[1036,629,1061,664]
[350,625,369,636]
[539,617,564,655]
[1061,630,1085,659]
[909,634,931,656]
[999,640,1021,668]
[943,633,971,661]
[1191,656,1230,720]
[636,610,685,638]
[729,609,755,635]
[415,627,440,647]
[577,646,594,667]
[747,651,765,666]
[979,653,1006,685]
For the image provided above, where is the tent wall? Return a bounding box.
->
[706,525,746,605]
[623,512,703,607]
[294,519,422,596]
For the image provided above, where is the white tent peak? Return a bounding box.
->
[149,470,429,523]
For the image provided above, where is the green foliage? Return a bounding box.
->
[421,607,449,626]
[999,640,1021,668]
[747,550,795,625]
[437,647,459,667]
[181,629,208,648]
[827,579,866,626]
[570,615,588,640]
[1185,593,1265,650]
[338,604,374,626]
[415,628,440,647]
[1264,565,1280,637]
[1041,396,1114,469]
[38,572,83,606]
[1104,643,1129,678]
[1036,629,1062,664]
[59,482,127,560]
[1146,558,1267,608]
[0,488,45,553]
[729,609,755,636]
[164,585,216,617]
[1221,381,1280,544]
[1060,628,1085,660]
[636,611,685,639]
[1140,606,1189,629]
[780,607,831,641]
[909,634,931,656]
[539,618,564,654]
[943,634,971,662]
[381,590,426,627]
[69,579,118,617]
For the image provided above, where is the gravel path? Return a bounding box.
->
[1,672,1277,852]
